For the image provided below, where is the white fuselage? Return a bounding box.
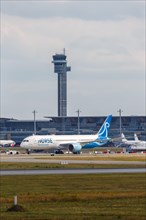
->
[122,139,146,147]
[20,115,112,152]
[128,145,146,151]
[0,140,15,147]
[20,134,97,150]
[122,133,146,148]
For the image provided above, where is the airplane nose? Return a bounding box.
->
[20,142,25,148]
[20,139,29,148]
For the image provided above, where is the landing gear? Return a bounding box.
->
[26,149,31,154]
[73,151,81,154]
[54,149,64,154]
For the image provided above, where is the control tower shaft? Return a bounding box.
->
[52,52,71,116]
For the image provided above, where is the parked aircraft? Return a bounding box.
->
[121,133,137,146]
[134,134,146,147]
[121,133,146,152]
[0,140,15,147]
[20,115,112,154]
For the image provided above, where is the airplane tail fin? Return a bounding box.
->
[121,133,127,141]
[134,133,139,141]
[96,115,112,140]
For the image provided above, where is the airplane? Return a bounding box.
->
[121,133,137,146]
[20,115,112,154]
[121,133,146,152]
[134,133,146,147]
[0,140,16,147]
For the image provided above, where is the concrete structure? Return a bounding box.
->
[52,51,71,116]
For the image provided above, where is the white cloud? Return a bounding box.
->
[1,0,144,20]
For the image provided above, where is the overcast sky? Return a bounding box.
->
[1,0,145,119]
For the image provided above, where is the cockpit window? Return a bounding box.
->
[23,140,29,142]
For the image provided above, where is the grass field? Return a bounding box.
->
[0,173,146,220]
[1,153,146,170]
[0,162,145,170]
[34,154,146,160]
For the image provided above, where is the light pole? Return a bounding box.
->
[32,110,37,135]
[76,109,81,135]
[117,109,123,136]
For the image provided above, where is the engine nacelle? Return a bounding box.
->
[68,143,82,153]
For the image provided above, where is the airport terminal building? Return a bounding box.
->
[0,116,146,144]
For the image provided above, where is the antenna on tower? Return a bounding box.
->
[63,48,65,55]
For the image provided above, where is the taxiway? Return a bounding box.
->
[1,168,146,176]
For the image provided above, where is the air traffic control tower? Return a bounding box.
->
[52,51,71,117]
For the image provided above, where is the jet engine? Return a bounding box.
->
[68,143,82,154]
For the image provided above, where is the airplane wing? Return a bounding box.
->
[111,136,123,142]
[96,136,122,143]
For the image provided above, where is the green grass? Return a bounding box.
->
[1,152,146,170]
[34,154,146,161]
[0,173,146,220]
[29,151,146,161]
[0,161,145,170]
